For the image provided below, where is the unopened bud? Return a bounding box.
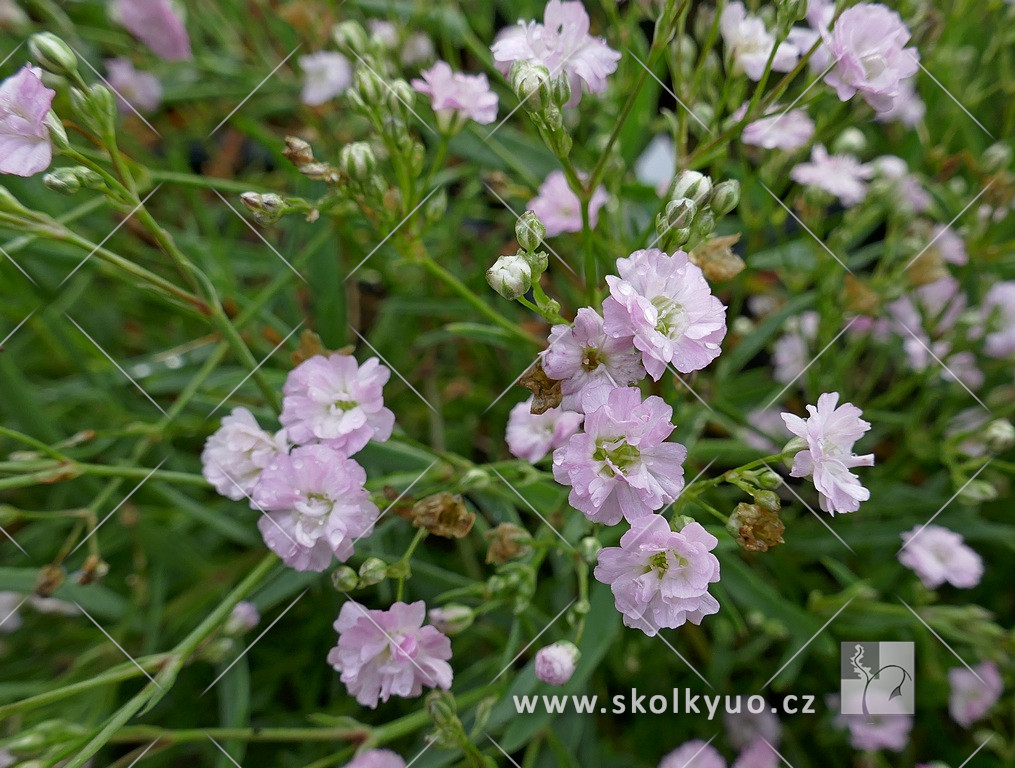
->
[486,253,532,300]
[353,66,386,107]
[29,32,78,79]
[753,489,781,512]
[832,127,867,155]
[332,20,370,55]
[578,536,601,564]
[339,141,377,182]
[958,478,997,505]
[331,565,359,592]
[224,601,260,635]
[535,641,580,686]
[71,83,116,133]
[387,78,415,116]
[757,470,781,490]
[428,604,474,635]
[516,210,546,252]
[709,179,740,216]
[689,207,716,241]
[984,419,1014,453]
[550,74,572,107]
[544,103,563,132]
[672,170,712,206]
[510,61,551,113]
[44,168,80,194]
[981,143,1012,174]
[358,556,388,587]
[664,197,697,230]
[425,188,448,222]
[240,192,286,225]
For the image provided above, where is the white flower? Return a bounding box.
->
[299,51,352,106]
[720,1,799,81]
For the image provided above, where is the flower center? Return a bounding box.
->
[651,295,688,338]
[860,53,887,81]
[593,438,641,476]
[581,347,602,372]
[646,550,688,577]
[329,398,358,415]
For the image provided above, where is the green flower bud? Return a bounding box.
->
[428,603,474,635]
[486,253,532,300]
[782,437,807,468]
[710,179,741,216]
[663,197,697,230]
[357,556,388,587]
[43,168,80,194]
[239,191,286,225]
[353,66,387,107]
[832,127,867,155]
[578,536,602,564]
[516,210,546,252]
[387,78,415,116]
[522,249,549,276]
[958,479,997,505]
[331,565,359,592]
[753,489,781,512]
[339,141,377,182]
[550,73,572,107]
[45,111,69,149]
[984,419,1014,453]
[425,188,448,222]
[756,469,782,490]
[509,61,551,113]
[672,170,712,206]
[544,103,563,132]
[689,207,716,241]
[981,142,1012,174]
[332,21,370,55]
[29,32,78,79]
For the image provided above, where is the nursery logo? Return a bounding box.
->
[840,642,914,716]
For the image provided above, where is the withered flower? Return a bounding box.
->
[484,522,533,564]
[690,233,745,282]
[726,502,785,552]
[411,492,476,539]
[518,359,562,414]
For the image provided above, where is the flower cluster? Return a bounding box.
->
[202,353,394,572]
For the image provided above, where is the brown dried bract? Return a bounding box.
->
[411,492,476,539]
[519,360,562,414]
[291,330,354,366]
[726,502,785,552]
[690,234,745,282]
[484,522,533,564]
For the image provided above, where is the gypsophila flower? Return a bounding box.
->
[898,524,983,589]
[772,311,818,385]
[492,0,620,107]
[980,280,1015,359]
[411,60,498,126]
[299,52,353,106]
[948,661,1003,728]
[929,225,968,266]
[782,392,875,515]
[201,407,288,501]
[635,134,677,196]
[790,145,874,206]
[658,739,726,768]
[345,750,406,768]
[602,248,728,380]
[871,155,931,213]
[224,601,260,634]
[529,170,609,237]
[595,515,720,636]
[825,3,919,112]
[553,387,687,525]
[833,693,912,751]
[543,307,646,411]
[105,58,162,113]
[114,0,192,61]
[738,104,815,151]
[732,740,778,768]
[328,600,453,708]
[253,444,378,571]
[280,353,394,454]
[535,640,580,685]
[720,2,799,81]
[0,65,56,177]
[506,398,583,463]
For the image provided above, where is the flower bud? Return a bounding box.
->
[358,556,388,587]
[832,127,867,155]
[425,188,448,222]
[331,565,359,592]
[45,111,69,149]
[523,249,549,276]
[339,141,377,182]
[689,207,716,242]
[981,142,1012,174]
[387,78,414,116]
[240,192,286,225]
[224,601,260,635]
[353,66,387,107]
[957,479,997,505]
[509,61,551,113]
[756,469,781,490]
[782,437,807,467]
[777,0,807,26]
[486,253,532,300]
[578,535,601,564]
[753,489,781,512]
[543,103,563,132]
[984,419,1014,453]
[550,73,572,107]
[672,170,712,206]
[332,20,370,55]
[29,32,78,79]
[535,641,580,685]
[663,197,697,230]
[428,604,474,635]
[709,179,740,216]
[43,168,81,194]
[516,210,546,252]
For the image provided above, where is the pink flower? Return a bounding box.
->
[202,407,288,501]
[981,281,1015,359]
[772,311,818,385]
[720,2,799,81]
[543,307,646,411]
[602,248,728,380]
[328,600,453,708]
[875,78,925,127]
[535,640,580,685]
[781,392,875,515]
[252,444,378,571]
[948,661,1003,728]
[0,65,56,177]
[114,0,192,61]
[225,601,260,634]
[595,515,720,636]
[898,524,983,589]
[790,145,874,206]
[930,225,967,266]
[740,106,815,151]
[411,61,498,125]
[659,739,726,768]
[299,52,352,106]
[345,750,406,768]
[825,3,919,112]
[506,398,583,463]
[280,354,394,454]
[725,708,781,751]
[870,155,931,213]
[491,0,621,107]
[552,387,687,525]
[741,408,787,452]
[528,170,609,237]
[833,695,912,752]
[732,740,778,768]
[105,58,162,113]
